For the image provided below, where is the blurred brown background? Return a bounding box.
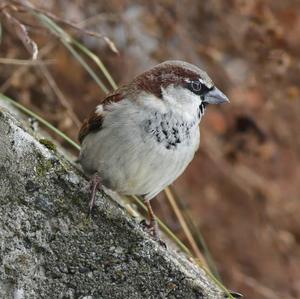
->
[1,1,300,298]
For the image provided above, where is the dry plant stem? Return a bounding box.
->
[2,7,38,59]
[11,0,119,54]
[164,187,208,267]
[35,14,111,94]
[78,13,120,27]
[0,3,11,12]
[0,43,54,92]
[167,185,220,280]
[38,62,81,128]
[0,58,54,65]
[71,39,117,91]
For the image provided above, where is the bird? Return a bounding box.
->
[78,60,229,238]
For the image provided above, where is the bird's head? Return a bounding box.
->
[130,60,229,117]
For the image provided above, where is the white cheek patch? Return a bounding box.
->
[95,104,104,115]
[140,91,167,113]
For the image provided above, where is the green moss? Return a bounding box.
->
[77,215,92,228]
[56,159,72,173]
[71,196,81,206]
[36,158,53,176]
[39,139,57,151]
[4,265,17,278]
[55,197,66,205]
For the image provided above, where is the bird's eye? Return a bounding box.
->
[185,79,212,95]
[187,80,203,95]
[191,81,202,92]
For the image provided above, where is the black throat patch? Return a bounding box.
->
[142,111,198,150]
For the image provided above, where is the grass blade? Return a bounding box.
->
[72,39,117,90]
[0,93,80,151]
[164,187,207,265]
[168,185,221,279]
[34,13,117,91]
[35,13,110,94]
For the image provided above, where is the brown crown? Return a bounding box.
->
[131,60,213,98]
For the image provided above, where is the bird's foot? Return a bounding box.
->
[140,219,167,248]
[148,218,159,239]
[87,173,102,215]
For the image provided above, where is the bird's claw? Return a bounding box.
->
[140,219,167,248]
[86,173,102,216]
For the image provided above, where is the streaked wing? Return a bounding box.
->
[78,92,123,143]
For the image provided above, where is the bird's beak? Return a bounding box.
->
[203,87,229,104]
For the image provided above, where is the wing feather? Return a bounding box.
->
[78,92,123,143]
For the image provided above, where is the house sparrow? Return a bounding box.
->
[78,60,229,238]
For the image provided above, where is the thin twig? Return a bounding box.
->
[2,7,38,59]
[0,3,11,12]
[78,13,120,27]
[0,43,54,93]
[38,63,81,128]
[11,0,119,54]
[0,57,54,65]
